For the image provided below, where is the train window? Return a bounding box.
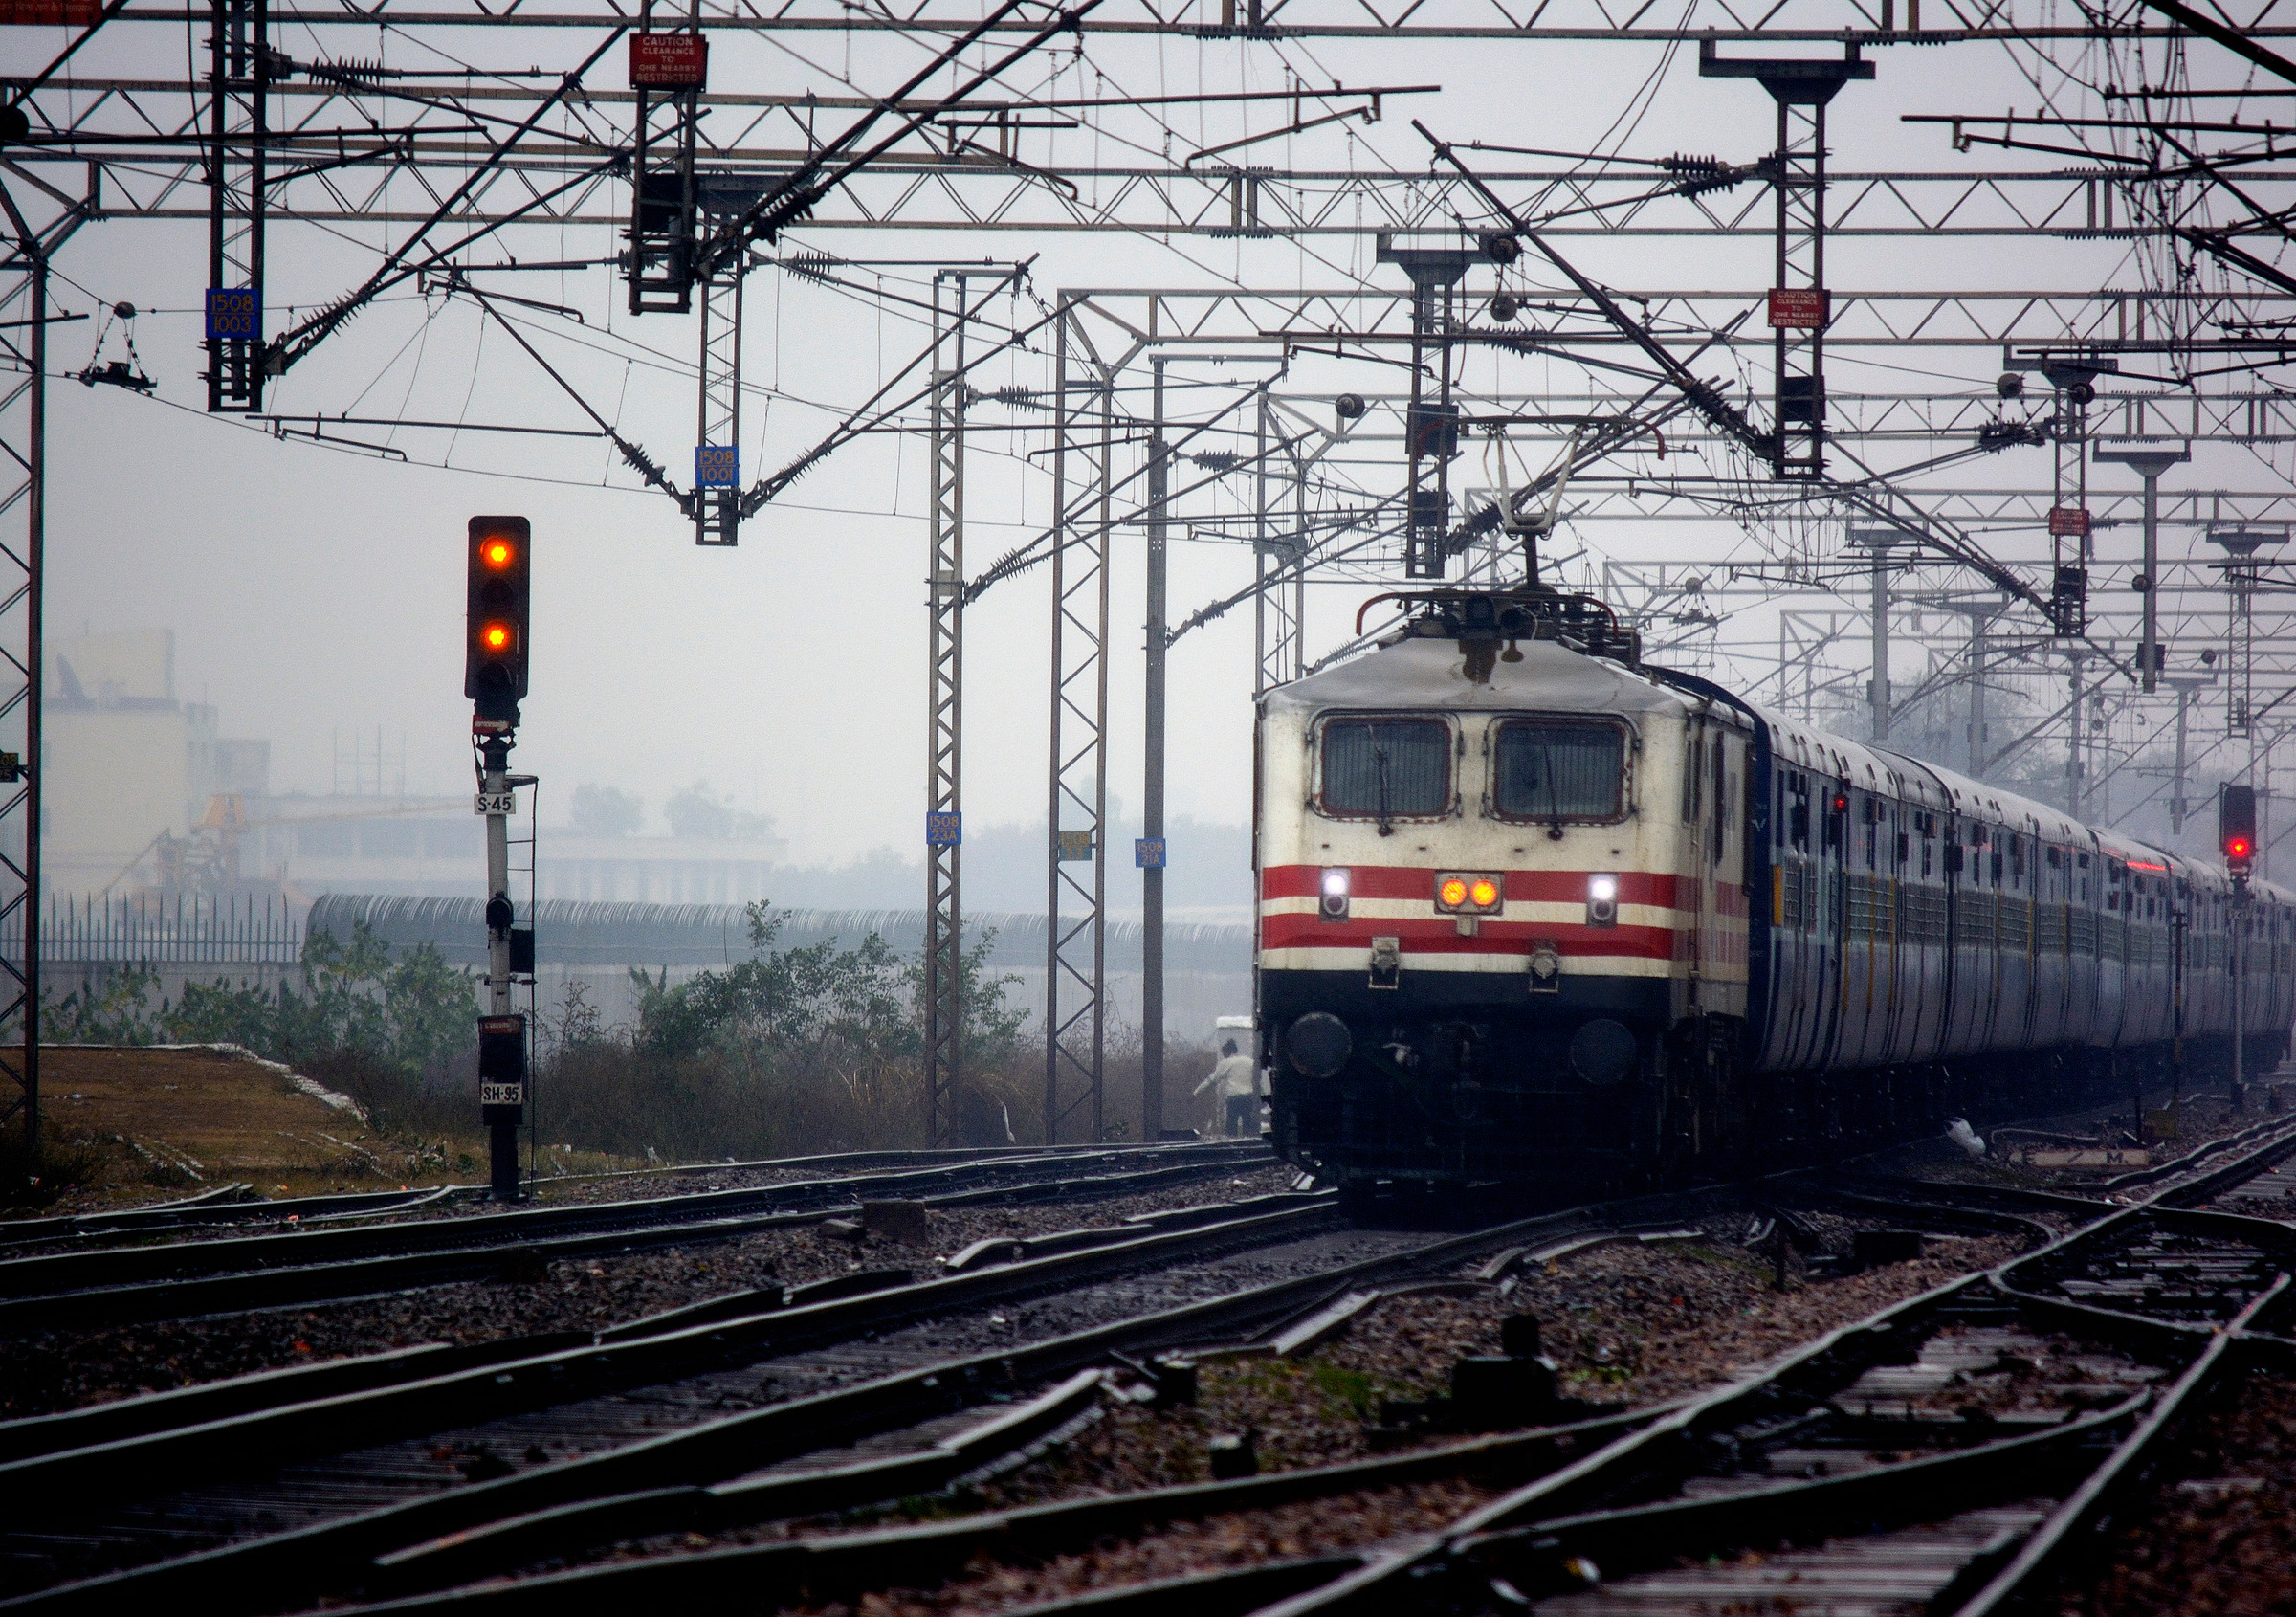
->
[1317,718,1452,820]
[1683,736,1702,825]
[1491,720,1627,823]
[1991,851,2004,884]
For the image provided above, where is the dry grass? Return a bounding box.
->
[4,1046,524,1212]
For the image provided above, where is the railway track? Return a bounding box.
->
[0,1174,1748,1614]
[8,1105,2282,1617]
[0,1141,1195,1252]
[166,1108,2292,1617]
[995,1114,2296,1617]
[0,1140,1274,1332]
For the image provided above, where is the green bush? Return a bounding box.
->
[528,903,1032,1160]
[41,922,478,1099]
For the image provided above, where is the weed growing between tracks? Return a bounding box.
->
[576,1226,2031,1617]
[963,1221,2025,1506]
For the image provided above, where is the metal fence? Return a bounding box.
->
[36,893,305,965]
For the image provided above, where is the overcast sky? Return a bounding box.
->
[26,18,2289,871]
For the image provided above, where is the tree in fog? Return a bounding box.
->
[665,780,777,841]
[571,783,644,838]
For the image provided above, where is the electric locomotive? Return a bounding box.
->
[1255,586,2296,1200]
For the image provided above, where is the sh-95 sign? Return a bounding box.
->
[478,1013,526,1120]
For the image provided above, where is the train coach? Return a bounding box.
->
[1255,586,2296,1202]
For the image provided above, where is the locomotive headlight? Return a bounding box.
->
[1586,873,1620,928]
[1434,871,1504,914]
[1319,867,1351,920]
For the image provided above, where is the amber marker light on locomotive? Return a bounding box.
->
[1434,871,1504,915]
[1318,868,1350,920]
[1586,872,1620,928]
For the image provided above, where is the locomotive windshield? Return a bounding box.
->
[1493,720,1625,822]
[1320,717,1450,817]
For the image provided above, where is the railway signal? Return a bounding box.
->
[466,515,534,1201]
[2222,783,2257,882]
[466,517,531,726]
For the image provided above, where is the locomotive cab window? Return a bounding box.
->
[1317,717,1452,820]
[1490,719,1627,823]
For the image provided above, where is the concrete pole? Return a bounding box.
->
[2064,657,2086,821]
[2140,470,2160,694]
[2233,880,2247,1109]
[2174,686,2193,834]
[1869,548,1890,742]
[1968,625,1986,779]
[2164,676,2215,836]
[1141,360,1167,1143]
[2094,443,2187,696]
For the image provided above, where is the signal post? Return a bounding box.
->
[468,518,532,1201]
[2223,783,2257,1112]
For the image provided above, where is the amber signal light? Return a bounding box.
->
[466,516,531,723]
[1433,871,1504,915]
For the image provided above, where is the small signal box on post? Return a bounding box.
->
[478,1012,527,1122]
[466,517,531,726]
[2222,784,2258,882]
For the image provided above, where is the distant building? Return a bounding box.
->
[241,804,786,905]
[44,629,270,898]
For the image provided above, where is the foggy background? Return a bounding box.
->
[25,16,2286,1008]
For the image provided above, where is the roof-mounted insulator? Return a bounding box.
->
[1661,153,1749,198]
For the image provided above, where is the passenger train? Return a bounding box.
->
[1254,586,2296,1199]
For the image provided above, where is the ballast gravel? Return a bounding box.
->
[0,1166,1299,1419]
[2059,1372,2296,1617]
[581,1217,2031,1617]
[790,1479,1490,1617]
[976,1222,2026,1504]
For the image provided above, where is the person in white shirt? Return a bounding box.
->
[1194,1039,1262,1138]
